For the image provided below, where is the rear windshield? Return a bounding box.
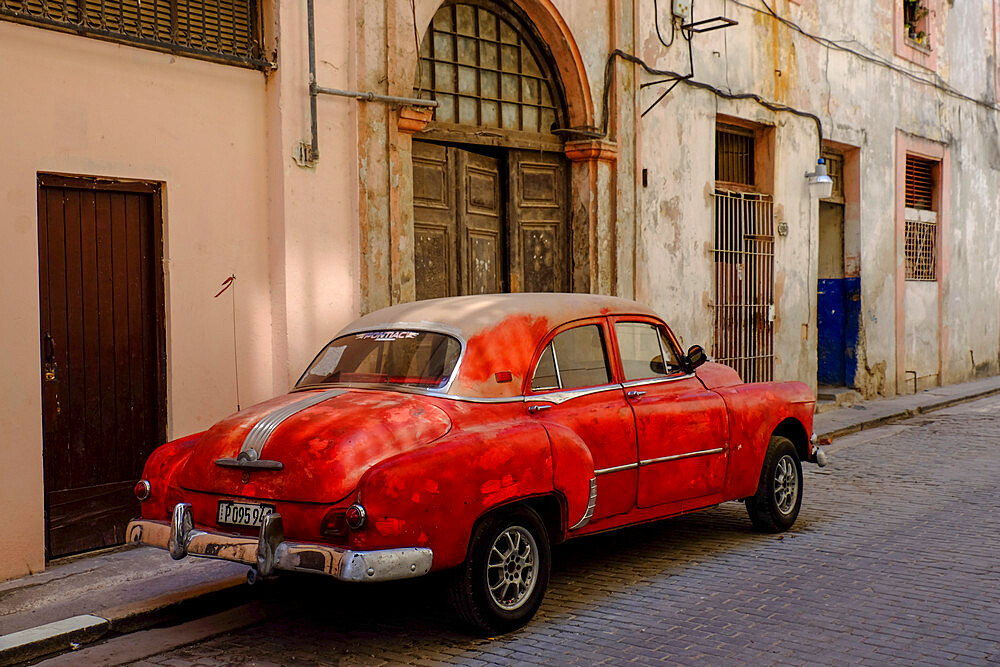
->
[296,330,462,390]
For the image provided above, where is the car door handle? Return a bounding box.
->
[527,404,551,413]
[626,390,646,399]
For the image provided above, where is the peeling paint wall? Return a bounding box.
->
[634,0,1000,396]
[5,0,1000,581]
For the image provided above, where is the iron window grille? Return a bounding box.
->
[0,0,266,69]
[904,154,937,281]
[821,151,845,203]
[414,2,564,135]
[715,126,755,187]
[904,219,937,281]
[713,189,775,383]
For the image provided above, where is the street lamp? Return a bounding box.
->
[806,158,834,199]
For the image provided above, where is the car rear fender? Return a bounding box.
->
[139,432,204,520]
[543,422,595,536]
[352,419,554,571]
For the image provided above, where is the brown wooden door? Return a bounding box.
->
[37,174,165,559]
[507,149,568,293]
[456,149,503,295]
[413,141,568,299]
[413,142,458,300]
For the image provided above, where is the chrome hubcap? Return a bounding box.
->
[487,526,537,611]
[773,454,799,515]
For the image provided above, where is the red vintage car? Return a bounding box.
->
[128,293,824,634]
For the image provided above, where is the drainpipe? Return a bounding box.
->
[307,0,319,161]
[303,0,437,166]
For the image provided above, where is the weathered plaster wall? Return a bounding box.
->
[633,0,1000,394]
[267,1,360,388]
[0,21,272,580]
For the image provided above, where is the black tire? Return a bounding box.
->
[449,506,551,635]
[745,435,802,533]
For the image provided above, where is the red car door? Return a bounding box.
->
[526,319,637,522]
[611,318,730,508]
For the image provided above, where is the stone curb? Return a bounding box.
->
[0,615,109,667]
[0,574,246,666]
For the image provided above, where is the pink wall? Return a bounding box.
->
[0,20,271,579]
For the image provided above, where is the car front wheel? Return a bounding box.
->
[745,435,802,532]
[449,506,551,635]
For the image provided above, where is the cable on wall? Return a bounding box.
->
[731,0,998,112]
[599,48,825,152]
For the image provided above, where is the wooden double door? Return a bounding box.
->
[412,141,568,299]
[37,174,165,559]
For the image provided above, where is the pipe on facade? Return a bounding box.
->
[305,0,437,165]
[308,0,318,160]
[313,85,439,108]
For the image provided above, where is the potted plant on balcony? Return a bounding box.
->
[904,0,930,47]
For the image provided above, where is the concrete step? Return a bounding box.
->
[815,385,863,413]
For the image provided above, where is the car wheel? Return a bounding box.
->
[449,506,551,635]
[745,435,802,533]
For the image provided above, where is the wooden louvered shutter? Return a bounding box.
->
[905,156,935,210]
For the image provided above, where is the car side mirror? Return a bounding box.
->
[684,344,708,371]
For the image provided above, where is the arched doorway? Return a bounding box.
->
[411,0,571,299]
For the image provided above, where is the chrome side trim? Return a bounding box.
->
[528,384,620,405]
[290,383,527,404]
[569,478,597,530]
[638,447,725,466]
[594,462,639,475]
[241,390,344,458]
[621,373,695,387]
[409,390,524,404]
[127,513,434,582]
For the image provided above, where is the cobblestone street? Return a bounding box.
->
[135,396,1000,666]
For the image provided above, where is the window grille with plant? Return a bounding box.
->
[903,0,930,48]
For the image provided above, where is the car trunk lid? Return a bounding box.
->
[177,389,452,504]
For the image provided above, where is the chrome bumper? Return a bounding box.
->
[126,503,433,582]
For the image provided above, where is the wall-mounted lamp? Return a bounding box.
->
[805,158,834,199]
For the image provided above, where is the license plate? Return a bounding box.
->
[217,500,276,527]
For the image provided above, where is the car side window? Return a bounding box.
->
[615,322,682,381]
[530,344,559,391]
[531,324,611,391]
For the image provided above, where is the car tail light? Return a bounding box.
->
[345,503,367,530]
[134,480,151,501]
[320,509,346,537]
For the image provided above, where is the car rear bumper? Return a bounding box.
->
[126,503,433,582]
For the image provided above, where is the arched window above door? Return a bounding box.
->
[414,1,565,137]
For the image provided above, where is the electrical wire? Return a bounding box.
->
[653,0,677,48]
[732,0,998,111]
[599,48,825,152]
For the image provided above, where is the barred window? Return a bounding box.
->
[821,150,845,203]
[414,2,564,135]
[904,219,936,280]
[0,0,264,68]
[904,154,938,281]
[716,126,755,186]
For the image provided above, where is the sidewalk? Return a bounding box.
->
[813,373,1000,440]
[0,546,249,666]
[3,374,1000,665]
